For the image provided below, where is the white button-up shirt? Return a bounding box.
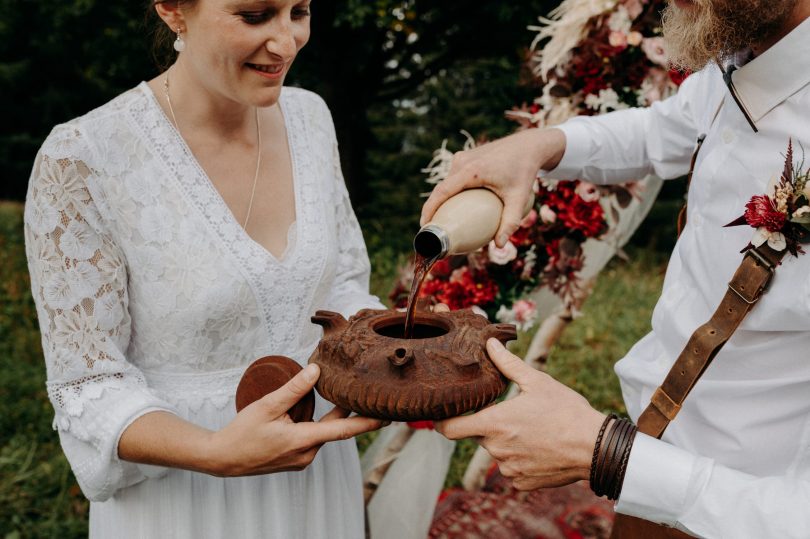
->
[548,17,810,538]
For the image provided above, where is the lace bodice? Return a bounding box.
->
[24,84,383,501]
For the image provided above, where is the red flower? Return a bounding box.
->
[559,196,606,238]
[540,182,607,238]
[420,267,498,310]
[669,69,690,86]
[407,421,434,430]
[744,195,786,232]
[509,226,534,247]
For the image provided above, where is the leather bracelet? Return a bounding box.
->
[604,419,633,498]
[590,417,638,500]
[611,423,639,501]
[595,416,622,497]
[589,414,616,488]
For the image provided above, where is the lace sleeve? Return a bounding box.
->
[24,125,175,502]
[320,106,386,316]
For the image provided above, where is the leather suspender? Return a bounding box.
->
[636,245,787,438]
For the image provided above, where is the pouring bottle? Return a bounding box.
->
[414,188,531,259]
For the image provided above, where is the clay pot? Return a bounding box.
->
[309,308,517,421]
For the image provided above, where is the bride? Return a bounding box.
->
[24,0,385,536]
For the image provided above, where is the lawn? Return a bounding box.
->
[0,200,665,537]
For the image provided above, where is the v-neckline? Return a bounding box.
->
[140,81,301,265]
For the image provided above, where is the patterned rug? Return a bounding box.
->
[428,468,615,539]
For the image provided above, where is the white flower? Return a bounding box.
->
[487,240,518,265]
[638,67,677,106]
[609,31,628,48]
[59,219,102,260]
[43,271,78,311]
[25,198,61,235]
[131,246,166,283]
[140,205,175,245]
[66,261,104,299]
[539,204,557,224]
[43,261,101,310]
[627,31,643,47]
[752,228,786,251]
[93,291,125,332]
[608,6,632,34]
[496,299,538,331]
[575,181,600,202]
[641,37,669,66]
[53,309,100,363]
[584,89,628,114]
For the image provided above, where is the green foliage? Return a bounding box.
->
[0,1,159,200]
[0,202,88,538]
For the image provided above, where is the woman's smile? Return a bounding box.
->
[246,62,286,79]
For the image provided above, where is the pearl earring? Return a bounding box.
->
[173,28,186,52]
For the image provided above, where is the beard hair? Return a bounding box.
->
[662,0,797,71]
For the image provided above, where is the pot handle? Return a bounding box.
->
[487,323,518,344]
[311,310,348,335]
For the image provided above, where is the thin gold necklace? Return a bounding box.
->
[163,71,262,230]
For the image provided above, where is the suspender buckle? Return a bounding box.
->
[727,247,776,304]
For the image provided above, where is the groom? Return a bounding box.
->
[423,0,810,537]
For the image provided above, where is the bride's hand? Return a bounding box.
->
[207,364,383,476]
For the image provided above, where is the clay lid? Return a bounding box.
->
[309,308,516,421]
[235,355,315,422]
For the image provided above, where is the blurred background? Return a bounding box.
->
[0,1,682,536]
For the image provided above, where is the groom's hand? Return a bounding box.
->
[434,339,605,490]
[420,128,566,248]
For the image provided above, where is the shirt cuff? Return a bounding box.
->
[544,119,594,180]
[614,433,696,526]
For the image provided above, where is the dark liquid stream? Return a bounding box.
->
[403,253,440,339]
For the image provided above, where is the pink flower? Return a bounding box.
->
[520,208,538,228]
[539,204,557,224]
[640,68,671,105]
[487,240,518,265]
[512,299,537,324]
[609,31,628,49]
[575,181,600,203]
[495,299,538,331]
[622,0,644,19]
[641,37,669,66]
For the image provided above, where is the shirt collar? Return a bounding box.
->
[730,16,810,123]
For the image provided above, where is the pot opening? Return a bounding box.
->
[374,321,449,340]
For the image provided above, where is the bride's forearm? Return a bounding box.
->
[118,411,223,475]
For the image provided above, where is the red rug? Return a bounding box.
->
[428,469,615,539]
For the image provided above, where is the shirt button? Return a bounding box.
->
[722,128,735,144]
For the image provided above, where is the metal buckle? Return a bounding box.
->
[727,248,776,304]
[745,247,776,273]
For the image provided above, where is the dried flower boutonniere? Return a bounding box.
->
[726,139,810,257]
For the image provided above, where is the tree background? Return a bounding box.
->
[0,0,564,253]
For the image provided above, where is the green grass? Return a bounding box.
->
[0,201,666,535]
[0,201,89,538]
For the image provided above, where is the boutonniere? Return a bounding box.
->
[726,139,810,256]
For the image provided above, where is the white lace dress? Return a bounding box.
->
[24,83,384,538]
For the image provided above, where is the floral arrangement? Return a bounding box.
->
[726,140,810,256]
[390,0,686,328]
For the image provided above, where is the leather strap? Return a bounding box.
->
[611,514,691,539]
[612,245,787,538]
[636,244,786,439]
